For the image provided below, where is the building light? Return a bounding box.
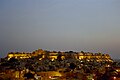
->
[51,58,54,61]
[39,58,42,60]
[79,57,81,60]
[107,65,110,67]
[113,76,116,80]
[87,59,90,62]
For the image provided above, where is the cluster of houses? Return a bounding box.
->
[1,49,120,79]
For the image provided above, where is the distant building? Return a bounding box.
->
[7,52,31,60]
[7,49,113,62]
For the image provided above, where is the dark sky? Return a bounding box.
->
[0,0,120,59]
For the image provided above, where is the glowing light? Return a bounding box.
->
[107,65,110,67]
[51,58,54,61]
[49,76,51,78]
[87,59,90,62]
[113,76,116,80]
[39,58,42,60]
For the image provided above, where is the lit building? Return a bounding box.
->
[7,49,113,62]
[7,52,31,60]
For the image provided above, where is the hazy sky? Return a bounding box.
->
[0,0,120,59]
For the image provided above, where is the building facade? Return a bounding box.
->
[7,49,113,62]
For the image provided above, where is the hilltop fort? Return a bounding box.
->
[7,49,113,62]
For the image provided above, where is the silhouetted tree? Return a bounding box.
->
[81,51,84,53]
[9,57,18,63]
[24,72,35,79]
[57,53,62,61]
[69,63,76,70]
[44,50,50,59]
[65,51,75,59]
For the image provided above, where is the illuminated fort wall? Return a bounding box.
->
[7,49,112,62]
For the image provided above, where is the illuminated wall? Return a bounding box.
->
[7,50,112,62]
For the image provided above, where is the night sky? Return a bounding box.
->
[0,0,120,59]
